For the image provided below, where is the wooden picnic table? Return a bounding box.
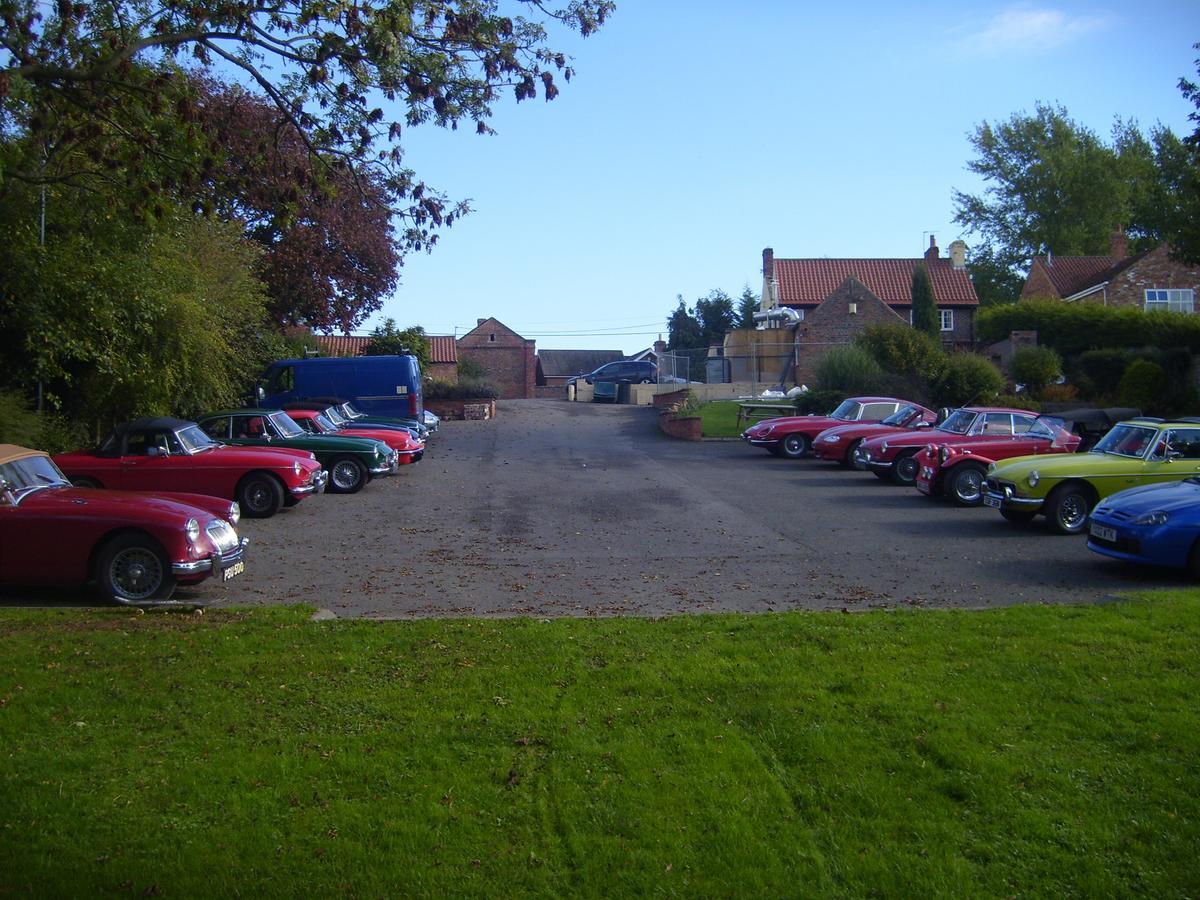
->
[735,401,795,429]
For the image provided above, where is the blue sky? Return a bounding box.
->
[366,2,1199,354]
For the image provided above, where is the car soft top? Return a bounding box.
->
[0,444,48,466]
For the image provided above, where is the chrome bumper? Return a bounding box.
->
[173,537,250,575]
[984,489,1043,509]
[292,469,329,496]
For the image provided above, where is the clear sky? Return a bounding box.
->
[364,1,1200,355]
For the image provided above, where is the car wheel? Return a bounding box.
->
[1045,484,1092,535]
[841,439,862,468]
[238,473,284,518]
[947,464,987,507]
[890,451,919,485]
[94,534,176,604]
[780,434,810,459]
[328,456,367,494]
[71,477,102,488]
[1000,508,1037,524]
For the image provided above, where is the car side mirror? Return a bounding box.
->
[1167,450,1183,462]
[147,446,167,458]
[0,477,13,505]
[915,421,930,428]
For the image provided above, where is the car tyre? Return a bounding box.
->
[889,451,920,486]
[1000,508,1038,524]
[94,533,176,604]
[947,464,987,507]
[780,434,810,459]
[71,477,102,488]
[1045,484,1091,535]
[238,473,284,518]
[841,439,862,468]
[328,456,367,494]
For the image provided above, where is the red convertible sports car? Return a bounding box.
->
[0,444,247,603]
[812,403,938,466]
[286,408,424,464]
[914,413,1081,506]
[741,397,915,459]
[858,407,1047,486]
[53,417,327,519]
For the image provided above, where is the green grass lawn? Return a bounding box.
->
[697,400,793,438]
[2,596,1199,896]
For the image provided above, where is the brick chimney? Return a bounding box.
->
[1110,227,1128,259]
[948,240,967,269]
[924,236,939,261]
[653,338,666,354]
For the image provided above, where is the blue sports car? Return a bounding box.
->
[1087,477,1200,575]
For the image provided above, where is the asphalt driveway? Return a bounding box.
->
[203,399,1181,617]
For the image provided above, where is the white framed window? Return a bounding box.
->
[939,309,954,331]
[1144,289,1195,313]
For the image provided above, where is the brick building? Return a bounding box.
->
[758,239,980,383]
[1021,231,1200,312]
[457,317,536,399]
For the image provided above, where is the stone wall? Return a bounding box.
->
[425,398,497,420]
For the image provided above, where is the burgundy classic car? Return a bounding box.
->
[0,444,247,603]
[741,397,913,459]
[286,408,424,464]
[914,413,1081,505]
[858,407,1046,486]
[812,403,938,466]
[53,417,327,519]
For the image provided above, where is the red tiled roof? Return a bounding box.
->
[1029,250,1151,298]
[773,258,979,307]
[313,333,458,364]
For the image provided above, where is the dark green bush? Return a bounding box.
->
[812,347,885,394]
[1075,349,1131,397]
[793,389,847,415]
[991,393,1041,412]
[1009,346,1062,396]
[424,378,499,401]
[930,353,1006,407]
[978,301,1200,356]
[1118,360,1168,413]
[0,390,89,453]
[854,323,946,380]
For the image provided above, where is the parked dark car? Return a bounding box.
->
[577,360,657,385]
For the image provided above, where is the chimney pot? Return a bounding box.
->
[948,240,967,269]
[1110,227,1128,259]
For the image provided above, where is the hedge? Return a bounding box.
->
[977,301,1200,356]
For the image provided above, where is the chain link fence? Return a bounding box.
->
[657,342,797,390]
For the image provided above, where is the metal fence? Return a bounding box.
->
[657,342,797,390]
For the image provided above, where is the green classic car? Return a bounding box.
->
[197,409,397,494]
[984,418,1200,534]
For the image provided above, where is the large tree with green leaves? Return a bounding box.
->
[736,287,759,328]
[363,319,432,371]
[1161,43,1200,264]
[0,0,612,240]
[952,103,1176,299]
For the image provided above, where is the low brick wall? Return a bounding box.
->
[659,410,701,441]
[653,388,690,410]
[533,385,565,399]
[425,398,497,420]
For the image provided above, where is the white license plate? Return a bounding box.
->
[983,495,1001,509]
[222,560,246,582]
[1089,523,1118,543]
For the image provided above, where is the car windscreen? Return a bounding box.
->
[0,454,70,501]
[269,412,306,437]
[830,400,862,420]
[882,406,918,426]
[1093,423,1156,458]
[1028,416,1067,441]
[324,406,348,425]
[177,424,223,452]
[315,412,339,432]
[937,409,977,434]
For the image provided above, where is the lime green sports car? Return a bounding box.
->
[984,418,1200,534]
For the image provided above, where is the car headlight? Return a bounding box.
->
[987,462,996,474]
[880,441,889,453]
[1133,510,1169,526]
[938,446,951,464]
[229,503,241,526]
[1027,470,1039,487]
[185,517,201,542]
[294,460,302,476]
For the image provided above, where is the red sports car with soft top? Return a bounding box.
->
[0,444,247,603]
[812,403,938,467]
[53,417,326,519]
[287,408,424,464]
[742,397,915,459]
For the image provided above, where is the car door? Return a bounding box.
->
[0,495,65,585]
[118,428,193,492]
[1009,413,1055,456]
[1131,428,1200,489]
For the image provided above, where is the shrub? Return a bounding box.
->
[793,389,847,415]
[1009,346,1062,396]
[978,300,1200,356]
[424,377,499,401]
[457,357,487,380]
[930,353,1006,407]
[0,390,88,453]
[1118,360,1167,413]
[1038,383,1080,404]
[1075,349,1131,398]
[991,393,1041,412]
[812,347,884,394]
[854,324,946,379]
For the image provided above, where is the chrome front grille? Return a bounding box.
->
[206,519,240,553]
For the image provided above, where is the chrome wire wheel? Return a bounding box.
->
[891,452,919,485]
[108,546,165,602]
[949,466,985,506]
[329,457,366,493]
[1047,485,1090,534]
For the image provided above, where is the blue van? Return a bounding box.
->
[255,356,424,419]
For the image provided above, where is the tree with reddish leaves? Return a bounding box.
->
[196,81,403,331]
